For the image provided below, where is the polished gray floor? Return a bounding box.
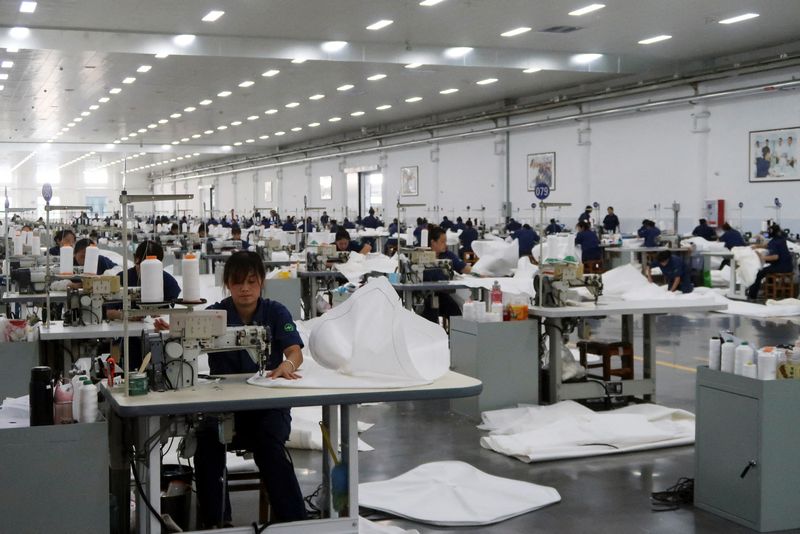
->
[226,313,800,533]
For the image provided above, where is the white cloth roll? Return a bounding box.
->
[708,337,721,370]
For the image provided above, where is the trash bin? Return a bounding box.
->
[161,464,193,531]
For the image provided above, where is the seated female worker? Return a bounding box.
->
[422,225,471,324]
[747,223,793,300]
[334,228,371,254]
[646,250,694,294]
[196,251,306,528]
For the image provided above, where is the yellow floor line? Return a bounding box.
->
[633,355,697,373]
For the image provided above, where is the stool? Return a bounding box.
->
[463,251,477,265]
[577,340,634,381]
[583,259,604,274]
[763,272,797,300]
[226,453,272,525]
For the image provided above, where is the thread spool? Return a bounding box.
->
[13,234,23,256]
[60,245,74,274]
[721,341,736,373]
[742,362,758,379]
[181,253,201,302]
[735,342,755,376]
[420,229,429,247]
[708,337,721,370]
[83,244,100,275]
[30,234,41,256]
[757,351,778,380]
[140,255,164,303]
[79,382,99,423]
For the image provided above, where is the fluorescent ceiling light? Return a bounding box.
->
[291,58,307,64]
[221,145,232,151]
[217,90,232,97]
[98,97,110,103]
[113,140,120,144]
[351,111,365,116]
[199,99,212,105]
[137,65,152,73]
[309,94,325,100]
[1,61,14,68]
[6,47,18,53]
[445,47,473,58]
[9,27,30,39]
[638,35,672,45]
[180,137,189,142]
[328,117,342,122]
[0,74,7,80]
[73,118,82,122]
[202,10,225,22]
[80,111,90,116]
[148,123,157,128]
[122,77,136,84]
[19,1,37,13]
[404,63,422,69]
[233,141,243,146]
[308,122,320,127]
[129,132,137,137]
[476,78,498,85]
[238,80,255,88]
[376,104,392,110]
[367,74,386,81]
[405,96,423,102]
[89,104,99,110]
[366,19,394,30]
[217,125,227,130]
[420,0,446,6]
[192,134,201,138]
[204,129,214,134]
[121,136,129,141]
[719,13,760,24]
[262,69,280,77]
[158,119,169,124]
[171,141,179,145]
[109,87,122,94]
[230,120,242,126]
[501,27,531,37]
[138,128,147,133]
[285,102,300,108]
[291,127,302,132]
[67,122,75,127]
[439,88,459,94]
[568,4,605,16]
[274,131,285,136]
[247,115,259,120]
[154,53,169,59]
[573,53,602,64]
[170,113,182,118]
[265,108,278,114]
[259,135,270,139]
[173,34,196,46]
[523,67,542,73]
[322,41,348,53]
[337,84,354,91]
[245,139,255,143]
[184,106,196,112]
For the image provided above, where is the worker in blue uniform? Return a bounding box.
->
[193,251,306,528]
[719,222,746,249]
[454,217,466,232]
[647,250,693,293]
[48,228,76,255]
[281,216,297,231]
[575,221,602,262]
[423,226,471,324]
[362,208,382,229]
[638,220,661,247]
[747,224,793,299]
[413,217,426,246]
[545,219,562,235]
[603,207,620,233]
[512,224,540,257]
[231,225,250,250]
[505,218,522,232]
[440,216,454,231]
[578,206,593,225]
[692,219,717,241]
[343,217,356,229]
[459,219,479,256]
[334,228,371,254]
[73,238,117,272]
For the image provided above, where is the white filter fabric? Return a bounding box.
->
[682,237,727,252]
[479,401,695,463]
[306,231,336,245]
[285,405,374,452]
[358,518,419,534]
[334,253,398,284]
[471,239,520,276]
[733,246,761,287]
[359,461,561,526]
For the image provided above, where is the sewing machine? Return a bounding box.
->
[142,310,271,390]
[306,245,349,271]
[257,238,290,261]
[534,262,603,307]
[10,266,49,293]
[210,239,244,252]
[63,276,143,326]
[398,248,454,284]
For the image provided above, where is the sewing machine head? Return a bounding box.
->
[535,262,604,307]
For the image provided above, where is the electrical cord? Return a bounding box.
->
[129,457,169,532]
[651,477,694,512]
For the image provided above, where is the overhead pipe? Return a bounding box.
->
[157,78,800,184]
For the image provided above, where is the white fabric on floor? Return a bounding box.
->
[359,517,419,534]
[711,265,731,285]
[733,246,761,287]
[359,461,561,526]
[285,405,374,452]
[479,401,695,463]
[334,253,398,284]
[471,239,520,276]
[249,277,449,388]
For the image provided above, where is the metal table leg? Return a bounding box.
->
[321,405,339,518]
[310,276,319,318]
[135,415,161,534]
[341,404,359,523]
[545,318,564,403]
[642,314,656,402]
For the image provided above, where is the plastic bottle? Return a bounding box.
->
[490,281,503,306]
[720,341,736,373]
[140,255,164,303]
[53,379,74,424]
[30,233,41,256]
[735,341,755,376]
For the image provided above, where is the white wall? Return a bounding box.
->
[148,66,800,235]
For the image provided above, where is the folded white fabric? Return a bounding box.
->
[682,237,727,252]
[472,239,520,276]
[479,401,695,463]
[334,253,398,284]
[359,461,561,526]
[286,406,374,452]
[358,517,419,534]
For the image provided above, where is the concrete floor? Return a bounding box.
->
[225,312,800,533]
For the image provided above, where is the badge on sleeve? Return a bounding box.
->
[283,323,295,333]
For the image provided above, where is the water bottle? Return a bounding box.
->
[53,379,74,424]
[490,280,503,306]
[30,366,54,426]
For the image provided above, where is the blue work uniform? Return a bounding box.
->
[459,227,478,253]
[413,225,425,246]
[362,215,381,229]
[638,226,662,247]
[48,245,61,255]
[195,297,307,527]
[720,229,746,249]
[575,229,602,261]
[388,222,398,235]
[340,240,364,253]
[692,224,717,241]
[755,157,770,177]
[440,219,454,231]
[505,220,522,232]
[603,214,620,232]
[454,222,466,232]
[421,250,465,323]
[651,256,693,293]
[281,221,296,231]
[545,222,562,235]
[578,211,592,224]
[343,220,356,230]
[512,228,540,257]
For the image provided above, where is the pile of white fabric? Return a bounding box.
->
[333,253,398,284]
[479,401,695,463]
[471,239,519,276]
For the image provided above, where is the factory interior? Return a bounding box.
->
[2,1,800,533]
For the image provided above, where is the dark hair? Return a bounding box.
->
[74,238,94,255]
[368,208,375,215]
[223,251,265,287]
[608,206,614,211]
[466,220,473,228]
[335,228,351,242]
[54,228,76,243]
[134,240,164,263]
[522,223,532,230]
[416,217,424,226]
[198,223,208,234]
[699,219,707,224]
[550,218,556,224]
[577,221,590,231]
[656,250,672,263]
[769,224,783,239]
[456,217,463,222]
[762,146,771,157]
[428,225,446,245]
[722,222,732,231]
[170,223,179,232]
[231,225,242,235]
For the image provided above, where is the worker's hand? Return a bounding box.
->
[153,317,170,331]
[268,361,302,380]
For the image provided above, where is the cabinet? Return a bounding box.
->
[695,366,800,532]
[449,317,538,420]
[0,341,40,398]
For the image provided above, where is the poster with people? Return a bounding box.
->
[400,166,418,196]
[527,152,556,191]
[749,127,798,182]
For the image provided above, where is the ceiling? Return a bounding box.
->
[0,0,798,183]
